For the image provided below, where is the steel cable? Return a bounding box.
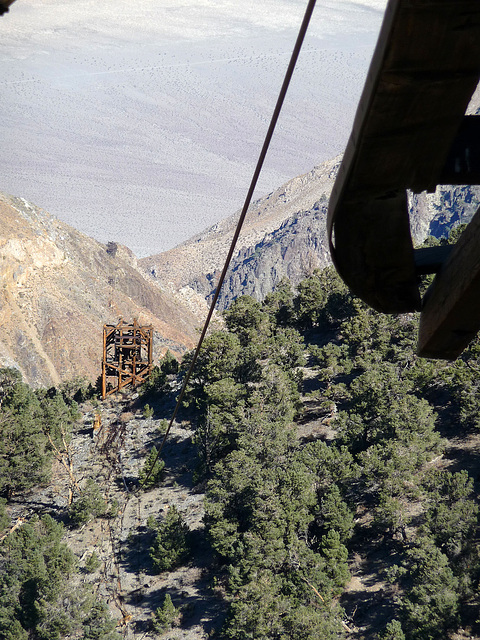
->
[143,0,317,483]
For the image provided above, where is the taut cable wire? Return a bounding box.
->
[143,0,317,483]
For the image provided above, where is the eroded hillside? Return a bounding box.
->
[141,154,480,310]
[140,157,342,293]
[0,193,206,387]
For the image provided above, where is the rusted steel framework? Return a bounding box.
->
[328,0,480,359]
[101,318,153,399]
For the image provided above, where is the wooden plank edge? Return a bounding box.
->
[418,205,480,359]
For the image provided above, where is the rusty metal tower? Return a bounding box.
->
[101,318,153,399]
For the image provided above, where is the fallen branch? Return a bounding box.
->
[0,517,25,542]
[302,577,352,633]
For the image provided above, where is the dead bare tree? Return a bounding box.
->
[46,424,80,505]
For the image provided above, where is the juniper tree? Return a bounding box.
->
[152,593,179,633]
[138,446,165,490]
[149,506,191,573]
[399,538,460,639]
[68,479,107,527]
[0,375,50,498]
[0,515,77,639]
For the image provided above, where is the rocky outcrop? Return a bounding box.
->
[194,203,331,309]
[0,194,204,387]
[142,151,480,310]
[141,87,480,309]
[1,165,478,386]
[409,186,480,241]
[140,157,342,292]
[206,184,480,309]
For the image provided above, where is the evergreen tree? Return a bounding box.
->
[138,446,165,490]
[0,515,76,638]
[84,551,101,574]
[400,538,460,639]
[316,484,354,543]
[152,593,179,633]
[183,331,242,409]
[0,376,50,498]
[0,498,9,534]
[377,620,405,640]
[149,506,191,573]
[68,479,107,527]
[160,349,179,375]
[422,469,479,563]
[263,277,295,326]
[82,601,121,640]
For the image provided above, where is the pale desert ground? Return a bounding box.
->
[0,0,387,256]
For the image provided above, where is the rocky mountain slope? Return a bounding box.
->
[141,157,480,310]
[141,156,342,290]
[0,193,206,388]
[3,86,479,385]
[4,283,480,640]
[141,85,480,310]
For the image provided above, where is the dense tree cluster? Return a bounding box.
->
[180,265,480,639]
[0,513,119,640]
[0,368,80,499]
[181,283,353,638]
[1,256,479,639]
[0,371,120,639]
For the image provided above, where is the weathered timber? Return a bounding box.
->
[328,0,480,317]
[414,245,454,276]
[101,318,153,399]
[418,205,480,359]
[0,0,15,16]
[440,117,480,185]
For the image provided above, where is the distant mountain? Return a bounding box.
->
[141,157,341,308]
[4,82,479,387]
[0,193,205,387]
[141,155,480,310]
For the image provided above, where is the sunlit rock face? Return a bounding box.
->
[0,193,203,387]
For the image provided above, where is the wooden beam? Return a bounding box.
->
[418,205,480,359]
[414,245,453,275]
[0,0,16,16]
[440,117,480,185]
[328,0,480,314]
[332,189,420,312]
[101,319,154,398]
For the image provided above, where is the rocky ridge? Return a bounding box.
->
[4,81,480,385]
[141,86,480,309]
[142,157,480,310]
[140,156,341,294]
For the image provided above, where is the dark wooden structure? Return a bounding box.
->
[0,1,16,16]
[101,319,153,399]
[328,0,480,359]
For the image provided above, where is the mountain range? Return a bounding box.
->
[141,160,480,311]
[141,86,480,309]
[2,141,480,386]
